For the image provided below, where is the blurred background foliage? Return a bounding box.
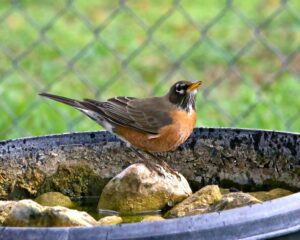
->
[0,0,299,140]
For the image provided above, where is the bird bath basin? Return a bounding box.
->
[0,127,300,239]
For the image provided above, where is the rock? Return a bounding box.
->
[98,163,192,213]
[248,188,293,201]
[0,201,17,225]
[165,185,222,218]
[35,192,76,208]
[44,206,97,227]
[3,199,97,227]
[141,215,165,222]
[3,200,45,227]
[208,192,261,212]
[98,216,122,225]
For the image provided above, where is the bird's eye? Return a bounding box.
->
[175,83,186,95]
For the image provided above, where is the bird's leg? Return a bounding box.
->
[129,147,164,176]
[144,151,180,179]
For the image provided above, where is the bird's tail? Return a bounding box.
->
[39,92,84,108]
[39,92,114,129]
[39,92,106,115]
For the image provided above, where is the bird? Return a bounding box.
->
[39,80,202,175]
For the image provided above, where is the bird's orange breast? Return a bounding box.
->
[115,110,196,152]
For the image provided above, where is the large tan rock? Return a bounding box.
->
[35,192,76,208]
[3,199,97,227]
[165,185,222,218]
[98,163,192,213]
[208,192,261,212]
[248,188,293,201]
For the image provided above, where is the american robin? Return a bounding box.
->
[40,80,202,174]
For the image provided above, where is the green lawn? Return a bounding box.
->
[0,0,299,140]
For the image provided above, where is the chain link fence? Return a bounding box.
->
[0,0,299,140]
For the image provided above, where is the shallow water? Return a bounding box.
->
[73,196,163,223]
[71,185,296,222]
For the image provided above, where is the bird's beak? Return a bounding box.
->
[187,81,202,92]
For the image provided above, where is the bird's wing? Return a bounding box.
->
[84,96,173,135]
[39,93,173,135]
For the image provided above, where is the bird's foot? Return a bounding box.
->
[144,151,181,179]
[130,147,180,179]
[158,160,181,180]
[142,158,165,177]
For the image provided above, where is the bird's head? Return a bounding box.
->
[167,80,202,112]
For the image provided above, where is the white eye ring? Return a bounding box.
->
[176,89,185,94]
[175,83,185,94]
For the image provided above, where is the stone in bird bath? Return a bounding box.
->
[3,200,97,227]
[98,163,192,213]
[35,191,76,208]
[164,185,222,218]
[207,192,261,212]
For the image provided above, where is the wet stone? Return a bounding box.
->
[165,185,222,218]
[97,216,123,225]
[207,192,261,212]
[3,199,97,227]
[35,192,76,208]
[98,163,192,213]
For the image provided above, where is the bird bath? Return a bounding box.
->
[0,127,300,239]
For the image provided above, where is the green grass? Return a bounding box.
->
[0,0,299,140]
